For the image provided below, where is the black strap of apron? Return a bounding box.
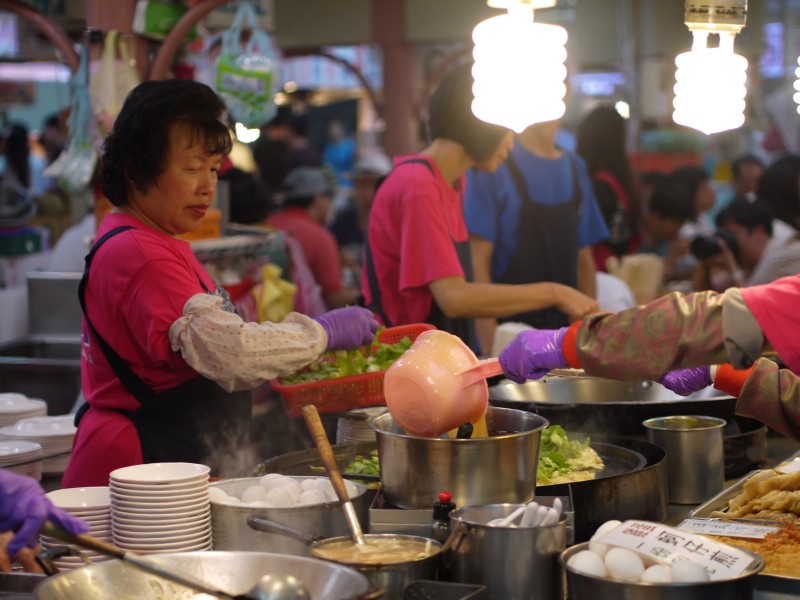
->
[363,158,436,327]
[78,225,210,411]
[505,151,582,214]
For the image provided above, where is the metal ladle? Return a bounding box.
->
[41,522,310,600]
[301,404,366,546]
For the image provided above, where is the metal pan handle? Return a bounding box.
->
[246,515,324,545]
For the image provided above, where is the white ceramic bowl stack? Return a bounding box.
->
[0,393,47,427]
[109,463,212,554]
[0,439,43,479]
[0,415,76,475]
[42,487,113,572]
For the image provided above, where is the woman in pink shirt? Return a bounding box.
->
[63,80,378,487]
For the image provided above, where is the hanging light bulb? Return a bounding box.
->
[794,57,800,115]
[673,1,748,135]
[472,0,567,133]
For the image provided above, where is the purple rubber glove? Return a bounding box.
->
[314,307,380,350]
[657,367,712,397]
[499,328,569,384]
[0,470,89,556]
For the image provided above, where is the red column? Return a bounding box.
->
[371,0,419,156]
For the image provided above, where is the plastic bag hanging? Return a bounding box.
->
[44,45,99,194]
[214,0,278,127]
[89,30,141,138]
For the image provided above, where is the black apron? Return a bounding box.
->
[498,152,582,330]
[364,159,478,350]
[76,226,251,474]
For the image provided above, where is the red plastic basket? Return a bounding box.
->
[270,323,435,417]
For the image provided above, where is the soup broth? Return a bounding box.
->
[312,537,437,565]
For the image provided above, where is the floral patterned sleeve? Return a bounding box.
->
[168,293,327,392]
[735,358,800,441]
[574,290,730,380]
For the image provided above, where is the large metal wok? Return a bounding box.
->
[488,376,768,478]
[33,551,372,599]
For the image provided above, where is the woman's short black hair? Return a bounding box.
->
[100,79,233,206]
[427,63,509,163]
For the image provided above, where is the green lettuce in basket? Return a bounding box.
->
[279,332,413,384]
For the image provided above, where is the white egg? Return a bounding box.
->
[241,485,267,503]
[604,547,645,582]
[207,487,229,503]
[671,560,710,583]
[281,479,302,503]
[261,474,294,493]
[567,550,607,578]
[259,473,285,488]
[248,500,272,508]
[300,478,316,491]
[218,495,241,506]
[297,489,329,506]
[589,520,624,558]
[641,565,673,583]
[264,487,294,507]
[312,478,337,501]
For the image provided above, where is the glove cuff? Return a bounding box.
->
[713,363,754,397]
[561,322,583,369]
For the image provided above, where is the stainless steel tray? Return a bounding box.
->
[687,470,800,597]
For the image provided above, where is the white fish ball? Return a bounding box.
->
[300,479,316,491]
[207,487,229,503]
[241,485,267,503]
[297,489,329,506]
[567,550,606,578]
[604,548,645,582]
[641,565,673,583]
[264,487,294,507]
[281,479,302,503]
[218,495,241,506]
[671,560,710,583]
[259,473,284,488]
[312,478,337,501]
[248,500,272,508]
[261,474,294,493]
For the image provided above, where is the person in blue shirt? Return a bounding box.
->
[465,118,609,353]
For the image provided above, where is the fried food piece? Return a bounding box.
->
[0,531,43,574]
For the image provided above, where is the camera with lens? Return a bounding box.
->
[689,229,739,261]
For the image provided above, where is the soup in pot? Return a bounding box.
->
[312,537,438,565]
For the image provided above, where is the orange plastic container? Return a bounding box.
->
[270,323,435,416]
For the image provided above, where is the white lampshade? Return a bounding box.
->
[794,57,800,114]
[673,31,747,135]
[471,5,568,133]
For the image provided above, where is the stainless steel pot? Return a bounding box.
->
[560,542,765,600]
[449,503,567,600]
[33,551,372,599]
[369,406,548,509]
[210,476,371,556]
[247,516,441,600]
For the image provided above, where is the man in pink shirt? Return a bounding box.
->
[267,167,359,309]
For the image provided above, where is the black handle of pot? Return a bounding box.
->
[246,515,325,545]
[35,545,74,575]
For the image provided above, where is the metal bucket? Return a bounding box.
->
[33,551,372,599]
[449,504,567,600]
[210,476,371,556]
[369,406,548,509]
[560,542,765,600]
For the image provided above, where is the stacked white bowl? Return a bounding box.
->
[109,463,212,554]
[0,415,75,475]
[0,439,43,479]
[42,487,113,572]
[0,393,47,427]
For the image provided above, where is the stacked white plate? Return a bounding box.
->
[0,439,43,480]
[0,393,47,427]
[109,463,212,554]
[0,415,76,475]
[42,487,113,572]
[336,407,387,444]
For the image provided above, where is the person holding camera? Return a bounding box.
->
[692,198,800,292]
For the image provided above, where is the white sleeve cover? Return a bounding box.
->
[169,293,327,392]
